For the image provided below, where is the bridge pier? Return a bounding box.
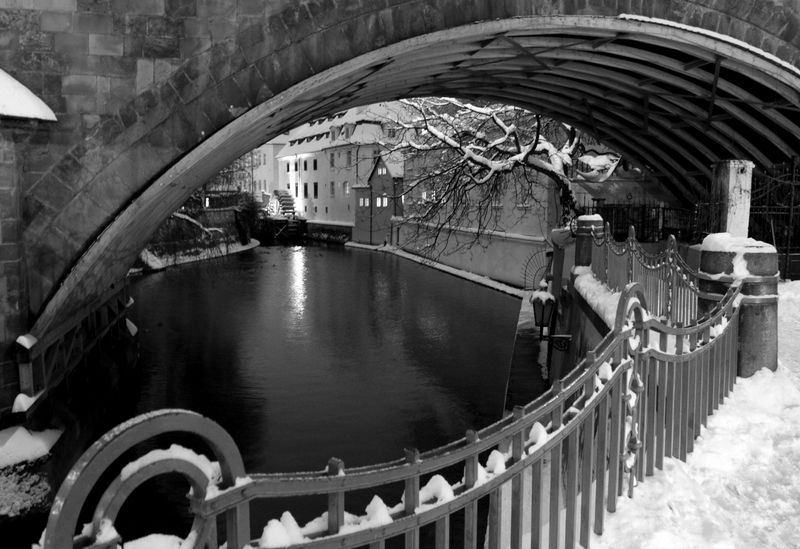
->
[698,235,779,377]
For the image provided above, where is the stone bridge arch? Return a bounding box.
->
[1,0,799,339]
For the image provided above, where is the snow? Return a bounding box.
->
[120,444,221,498]
[572,269,621,327]
[578,213,603,222]
[530,289,554,304]
[418,474,455,506]
[700,233,776,279]
[15,333,38,350]
[0,68,57,121]
[592,280,800,549]
[11,391,42,413]
[123,534,184,549]
[0,426,61,468]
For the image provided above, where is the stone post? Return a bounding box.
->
[712,159,753,237]
[574,214,604,269]
[697,235,778,377]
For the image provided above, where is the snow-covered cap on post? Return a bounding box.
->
[697,232,778,377]
[0,68,57,122]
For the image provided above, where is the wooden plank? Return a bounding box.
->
[549,442,562,549]
[464,430,479,549]
[327,458,345,535]
[645,357,657,476]
[580,411,595,548]
[434,517,449,549]
[607,376,622,512]
[593,391,608,535]
[511,407,525,549]
[531,459,543,549]
[565,429,579,549]
[488,487,502,549]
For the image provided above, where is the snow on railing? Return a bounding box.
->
[40,280,743,549]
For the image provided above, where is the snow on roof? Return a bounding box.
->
[275,102,408,159]
[0,68,56,122]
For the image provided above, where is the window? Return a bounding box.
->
[314,206,317,213]
[294,162,298,172]
[286,183,290,190]
[295,183,298,197]
[387,127,396,138]
[286,163,289,172]
[378,196,388,208]
[346,151,352,166]
[313,159,317,170]
[359,197,370,207]
[330,181,335,197]
[303,183,308,198]
[377,166,387,176]
[304,206,307,212]
[329,153,334,167]
[325,206,328,213]
[313,182,318,199]
[303,160,307,171]
[343,181,350,195]
[374,148,380,157]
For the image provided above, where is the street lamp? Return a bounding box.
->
[530,281,572,384]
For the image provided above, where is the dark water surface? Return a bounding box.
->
[123,244,520,538]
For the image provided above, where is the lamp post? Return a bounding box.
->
[530,281,572,385]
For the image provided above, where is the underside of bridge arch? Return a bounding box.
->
[17,9,800,336]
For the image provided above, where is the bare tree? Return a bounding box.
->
[384,98,597,254]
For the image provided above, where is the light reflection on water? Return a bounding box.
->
[124,243,520,536]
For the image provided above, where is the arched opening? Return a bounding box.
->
[32,15,800,336]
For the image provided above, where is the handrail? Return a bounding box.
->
[42,226,745,549]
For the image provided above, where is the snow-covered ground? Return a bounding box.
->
[593,280,800,549]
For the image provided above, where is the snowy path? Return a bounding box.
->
[593,281,800,549]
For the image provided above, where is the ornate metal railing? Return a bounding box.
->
[590,224,700,325]
[40,268,742,549]
[14,282,134,418]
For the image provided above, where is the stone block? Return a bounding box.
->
[182,17,209,37]
[197,0,235,18]
[1,220,19,244]
[78,0,112,14]
[135,58,154,93]
[143,34,180,57]
[279,3,315,41]
[111,0,165,16]
[193,86,233,128]
[89,33,123,56]
[180,36,210,57]
[30,173,74,211]
[154,57,180,83]
[209,15,236,41]
[0,243,19,262]
[54,32,89,55]
[146,15,184,37]
[62,73,97,96]
[54,192,111,244]
[74,12,114,34]
[166,0,196,17]
[41,11,72,32]
[0,188,16,218]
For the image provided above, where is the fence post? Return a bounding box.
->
[327,458,345,535]
[697,235,778,377]
[574,215,604,271]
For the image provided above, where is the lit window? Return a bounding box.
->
[343,181,350,195]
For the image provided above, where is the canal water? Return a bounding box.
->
[121,244,520,540]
